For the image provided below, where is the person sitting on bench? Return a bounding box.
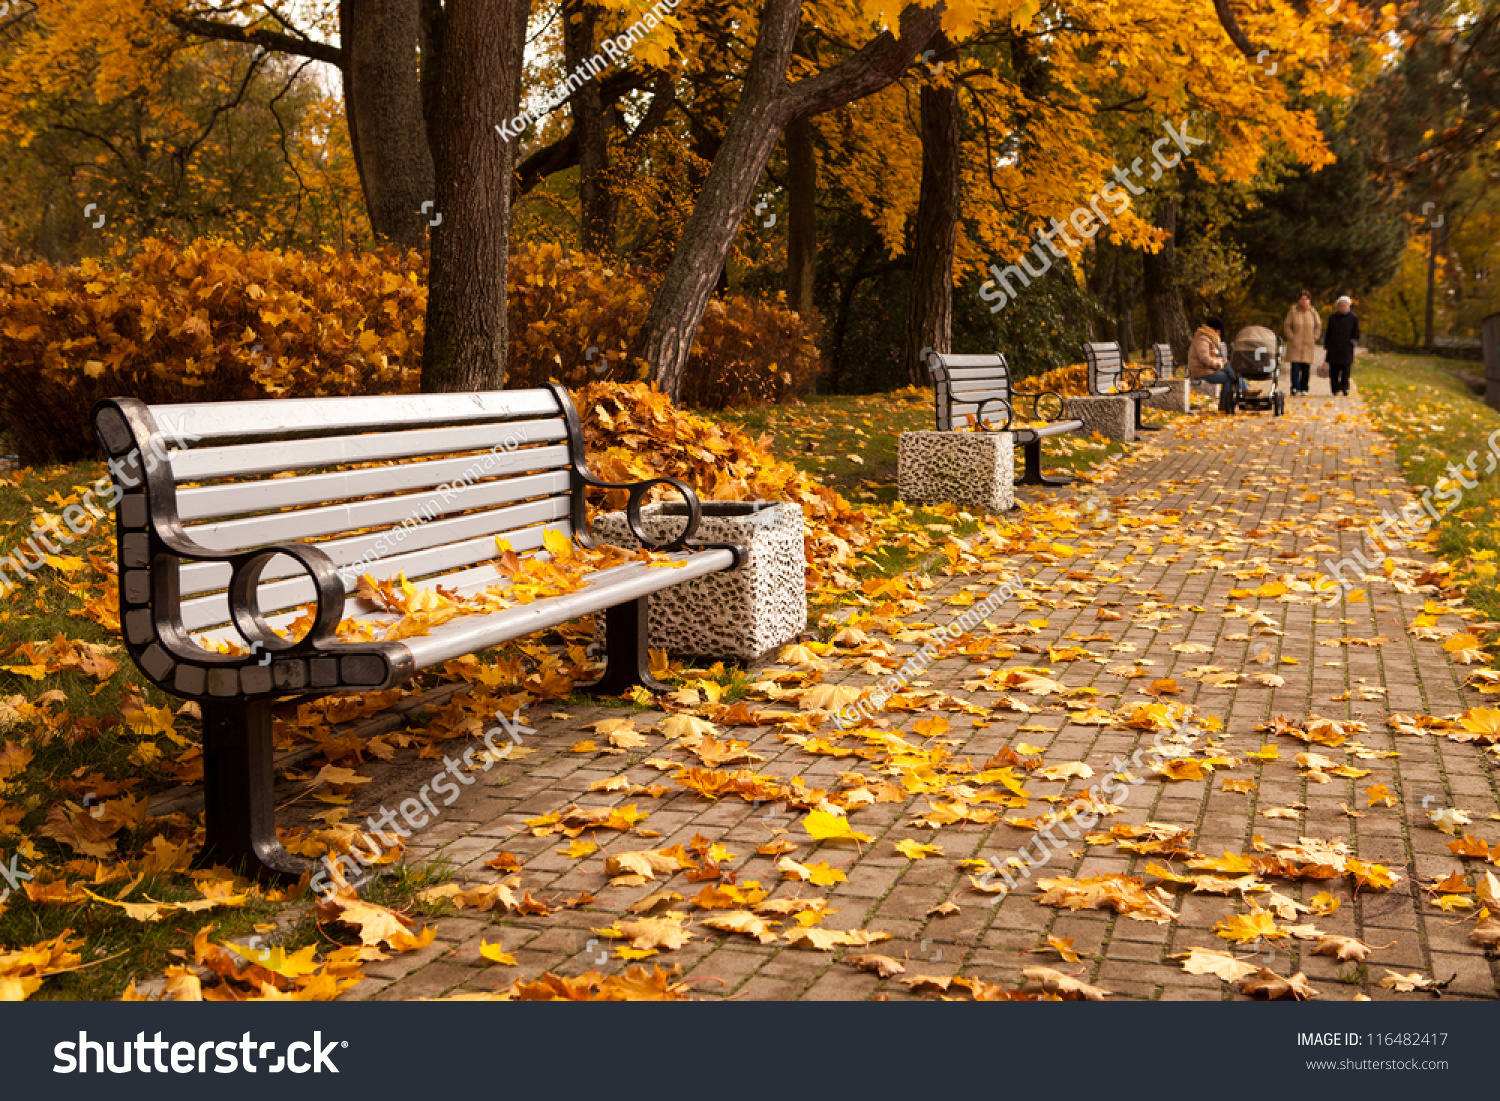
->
[1188,317,1243,413]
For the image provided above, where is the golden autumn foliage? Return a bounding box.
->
[0,239,819,463]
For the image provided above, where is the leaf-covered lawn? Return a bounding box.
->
[1358,352,1500,638]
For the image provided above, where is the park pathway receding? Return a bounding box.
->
[344,373,1500,1002]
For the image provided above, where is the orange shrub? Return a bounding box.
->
[0,238,425,463]
[1026,363,1090,398]
[503,242,818,407]
[0,239,818,463]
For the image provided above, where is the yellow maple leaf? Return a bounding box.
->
[802,809,872,844]
[1214,909,1279,944]
[479,941,517,966]
[893,839,942,860]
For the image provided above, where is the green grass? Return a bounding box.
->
[14,875,279,1000]
[713,387,1130,508]
[1357,352,1500,630]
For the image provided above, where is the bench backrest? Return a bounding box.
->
[93,384,587,653]
[925,352,1014,431]
[1152,343,1175,377]
[1083,342,1126,395]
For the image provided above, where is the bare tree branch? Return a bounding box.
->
[168,13,343,67]
[1213,0,1257,58]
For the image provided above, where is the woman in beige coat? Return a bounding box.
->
[1283,291,1321,395]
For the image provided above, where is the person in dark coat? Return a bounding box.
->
[1323,296,1360,396]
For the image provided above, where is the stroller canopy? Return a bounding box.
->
[1231,325,1280,377]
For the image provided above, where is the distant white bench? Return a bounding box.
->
[925,351,1083,487]
[1084,341,1170,432]
[92,384,743,880]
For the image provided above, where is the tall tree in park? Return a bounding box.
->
[901,32,961,386]
[419,0,530,392]
[639,0,944,402]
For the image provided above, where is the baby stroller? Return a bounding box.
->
[1224,326,1285,417]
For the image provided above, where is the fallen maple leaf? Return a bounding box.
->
[846,953,905,978]
[1021,966,1109,1000]
[1176,947,1259,983]
[802,809,872,844]
[479,941,517,966]
[1238,967,1318,1000]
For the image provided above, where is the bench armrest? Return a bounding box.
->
[577,472,700,550]
[964,396,1013,432]
[1008,389,1067,423]
[1122,365,1158,390]
[225,541,346,656]
[151,525,346,656]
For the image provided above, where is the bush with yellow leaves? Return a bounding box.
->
[0,238,818,463]
[1026,362,1090,398]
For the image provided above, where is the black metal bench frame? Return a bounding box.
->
[1083,341,1170,432]
[925,351,1083,488]
[92,382,744,882]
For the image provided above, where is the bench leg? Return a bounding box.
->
[584,597,670,695]
[1134,396,1162,432]
[199,699,309,883]
[1016,438,1075,487]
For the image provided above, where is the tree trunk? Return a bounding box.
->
[1115,255,1137,355]
[1143,198,1192,363]
[341,0,435,249]
[1424,222,1442,345]
[419,0,530,393]
[642,0,942,402]
[786,115,817,322]
[563,0,614,255]
[902,33,960,386]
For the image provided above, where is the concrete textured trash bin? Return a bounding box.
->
[592,500,806,662]
[898,430,1015,512]
[1063,395,1135,442]
[1143,378,1191,413]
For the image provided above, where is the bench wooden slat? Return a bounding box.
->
[180,468,572,553]
[929,354,1008,370]
[167,418,570,482]
[938,365,1011,381]
[176,496,574,609]
[175,442,573,520]
[187,547,736,662]
[946,376,1010,393]
[149,389,562,443]
[177,511,577,633]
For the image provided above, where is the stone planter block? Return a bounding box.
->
[1143,378,1191,413]
[1063,395,1135,442]
[591,501,806,662]
[898,430,1014,513]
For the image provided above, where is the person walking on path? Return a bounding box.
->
[1323,296,1360,396]
[1188,317,1241,413]
[1283,290,1321,395]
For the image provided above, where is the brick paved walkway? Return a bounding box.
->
[342,367,1500,1002]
